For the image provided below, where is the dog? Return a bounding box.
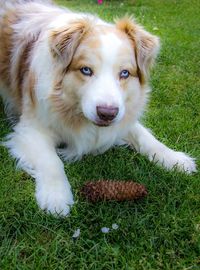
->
[0,0,196,216]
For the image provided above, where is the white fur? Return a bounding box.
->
[4,120,74,215]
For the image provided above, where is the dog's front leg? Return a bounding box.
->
[5,120,74,216]
[125,122,196,174]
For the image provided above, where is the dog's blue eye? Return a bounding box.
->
[120,70,130,79]
[80,67,93,76]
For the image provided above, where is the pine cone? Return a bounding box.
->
[80,180,147,202]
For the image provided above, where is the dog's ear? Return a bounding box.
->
[116,17,160,83]
[50,19,91,67]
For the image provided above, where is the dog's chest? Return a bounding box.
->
[58,124,125,160]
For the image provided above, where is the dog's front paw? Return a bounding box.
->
[155,149,197,174]
[169,151,196,174]
[36,181,74,216]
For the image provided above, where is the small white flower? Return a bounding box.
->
[101,227,110,233]
[112,223,119,230]
[72,228,80,238]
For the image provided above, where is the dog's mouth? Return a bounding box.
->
[94,120,113,127]
[92,117,117,127]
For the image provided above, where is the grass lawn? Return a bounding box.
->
[0,0,200,269]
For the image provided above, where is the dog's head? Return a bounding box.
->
[49,17,159,128]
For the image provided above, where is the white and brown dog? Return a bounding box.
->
[0,0,196,216]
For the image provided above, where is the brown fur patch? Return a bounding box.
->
[0,9,39,110]
[50,18,93,68]
[50,91,86,130]
[68,38,102,71]
[116,17,146,85]
[49,69,86,130]
[116,17,159,85]
[0,10,18,85]
[115,17,137,37]
[15,36,39,102]
[83,36,101,50]
[63,33,102,82]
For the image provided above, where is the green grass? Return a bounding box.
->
[0,0,200,269]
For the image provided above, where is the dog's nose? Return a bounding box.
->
[96,106,119,121]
